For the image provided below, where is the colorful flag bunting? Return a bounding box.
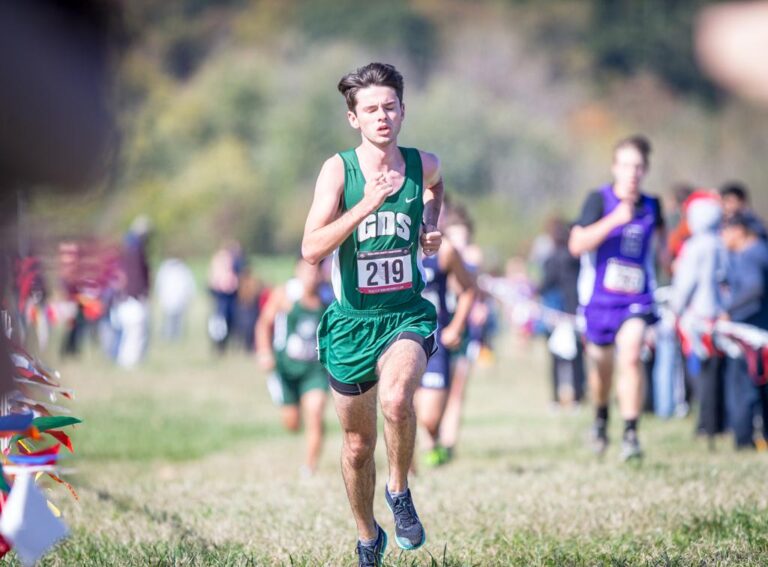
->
[0,473,68,566]
[0,414,33,433]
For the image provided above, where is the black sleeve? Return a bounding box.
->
[538,255,558,294]
[575,190,604,227]
[649,196,665,230]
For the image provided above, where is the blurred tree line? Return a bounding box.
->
[590,0,721,105]
[29,0,768,263]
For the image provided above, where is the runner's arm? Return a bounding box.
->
[441,242,477,348]
[569,198,632,256]
[650,197,671,277]
[302,155,393,264]
[421,151,443,229]
[255,286,285,369]
[420,151,443,256]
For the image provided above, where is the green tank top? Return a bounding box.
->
[332,147,426,310]
[275,298,325,374]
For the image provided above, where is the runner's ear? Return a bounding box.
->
[347,109,360,130]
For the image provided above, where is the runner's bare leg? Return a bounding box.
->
[332,385,379,540]
[377,340,427,493]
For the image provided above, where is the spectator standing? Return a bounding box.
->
[207,240,242,353]
[669,193,729,440]
[654,184,694,418]
[58,241,86,357]
[721,212,768,449]
[538,219,585,406]
[667,183,695,263]
[235,266,263,352]
[155,257,196,341]
[528,217,557,277]
[719,182,767,240]
[115,216,151,367]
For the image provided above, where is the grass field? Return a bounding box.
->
[19,290,768,566]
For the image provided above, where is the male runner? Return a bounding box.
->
[255,258,329,475]
[415,212,476,467]
[439,208,483,459]
[301,62,443,566]
[568,135,666,461]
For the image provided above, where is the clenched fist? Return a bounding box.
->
[610,200,635,226]
[421,223,442,256]
[362,172,395,211]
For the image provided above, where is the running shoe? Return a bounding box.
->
[590,420,609,456]
[423,445,449,468]
[620,429,643,462]
[356,524,387,567]
[385,485,426,550]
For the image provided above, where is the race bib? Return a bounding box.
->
[603,258,645,294]
[285,334,317,361]
[357,246,413,294]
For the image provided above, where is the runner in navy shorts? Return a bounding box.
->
[414,213,476,468]
[569,135,666,461]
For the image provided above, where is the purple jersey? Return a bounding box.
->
[578,185,660,310]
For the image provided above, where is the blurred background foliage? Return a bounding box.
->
[28,0,768,263]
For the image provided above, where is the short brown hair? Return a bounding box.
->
[337,63,404,112]
[614,134,652,166]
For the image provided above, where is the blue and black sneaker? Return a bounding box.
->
[385,485,426,550]
[356,524,387,567]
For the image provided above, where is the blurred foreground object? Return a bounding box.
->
[0,0,119,192]
[696,2,768,103]
[0,0,121,395]
[0,473,68,566]
[0,317,83,565]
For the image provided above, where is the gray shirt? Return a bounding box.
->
[670,232,729,318]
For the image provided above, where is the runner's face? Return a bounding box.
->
[347,86,404,145]
[611,146,647,199]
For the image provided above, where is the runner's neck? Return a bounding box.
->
[610,183,642,203]
[357,139,403,169]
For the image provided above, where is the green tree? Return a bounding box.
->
[589,0,721,105]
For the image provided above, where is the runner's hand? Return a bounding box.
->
[258,351,276,371]
[362,173,394,211]
[611,200,634,226]
[421,223,442,256]
[441,323,462,350]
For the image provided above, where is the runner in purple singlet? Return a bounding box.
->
[569,135,666,461]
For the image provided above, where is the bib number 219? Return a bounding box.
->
[357,247,413,294]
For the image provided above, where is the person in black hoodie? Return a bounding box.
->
[538,219,585,405]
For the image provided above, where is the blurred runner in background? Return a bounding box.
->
[415,203,476,468]
[256,258,329,476]
[569,135,666,461]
